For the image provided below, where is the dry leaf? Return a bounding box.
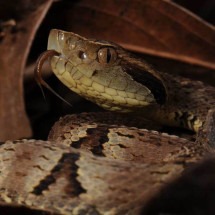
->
[0,0,53,141]
[64,0,215,69]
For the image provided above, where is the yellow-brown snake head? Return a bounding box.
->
[47,29,167,112]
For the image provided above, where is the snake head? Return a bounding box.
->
[47,29,167,112]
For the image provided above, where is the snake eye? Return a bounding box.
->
[98,47,117,65]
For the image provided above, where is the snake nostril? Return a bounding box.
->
[78,51,87,60]
[58,32,64,41]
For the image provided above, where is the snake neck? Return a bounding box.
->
[116,52,213,132]
[144,72,215,132]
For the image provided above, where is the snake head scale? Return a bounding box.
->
[36,29,168,113]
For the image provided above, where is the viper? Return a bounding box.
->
[37,29,215,132]
[0,29,215,215]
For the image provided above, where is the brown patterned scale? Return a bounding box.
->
[0,111,214,215]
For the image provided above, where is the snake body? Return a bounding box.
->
[0,29,215,214]
[0,112,209,215]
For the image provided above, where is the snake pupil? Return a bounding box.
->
[106,48,111,63]
[98,47,117,65]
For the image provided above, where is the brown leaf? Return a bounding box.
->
[64,0,215,70]
[0,0,53,141]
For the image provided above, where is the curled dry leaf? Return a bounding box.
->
[0,0,54,141]
[64,0,215,69]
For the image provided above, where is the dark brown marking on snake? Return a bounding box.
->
[70,137,87,149]
[207,111,215,148]
[198,109,215,149]
[175,111,188,128]
[121,61,167,105]
[137,132,145,137]
[92,70,99,77]
[4,148,15,151]
[39,155,49,160]
[69,128,109,156]
[8,140,25,145]
[32,153,86,196]
[118,144,127,148]
[32,171,56,195]
[64,153,86,196]
[179,112,190,121]
[116,131,135,139]
[85,127,109,156]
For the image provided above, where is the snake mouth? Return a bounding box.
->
[34,49,72,106]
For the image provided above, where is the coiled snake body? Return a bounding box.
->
[0,29,215,215]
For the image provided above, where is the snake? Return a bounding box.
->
[0,29,215,215]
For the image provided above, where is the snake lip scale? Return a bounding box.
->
[0,29,215,215]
